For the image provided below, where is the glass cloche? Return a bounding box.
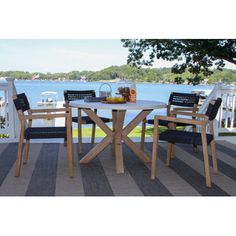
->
[116,79,133,102]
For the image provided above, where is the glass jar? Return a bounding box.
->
[116,79,133,102]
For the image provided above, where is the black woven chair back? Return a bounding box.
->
[169,92,200,107]
[64,90,96,102]
[13,93,30,112]
[205,98,222,121]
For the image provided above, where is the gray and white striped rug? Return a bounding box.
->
[0,141,235,196]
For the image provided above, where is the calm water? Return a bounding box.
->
[13,80,213,125]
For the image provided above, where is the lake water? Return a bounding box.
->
[13,80,213,126]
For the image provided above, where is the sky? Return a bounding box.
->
[0,39,179,73]
[0,39,235,73]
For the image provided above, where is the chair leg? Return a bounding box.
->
[15,132,24,177]
[64,117,67,147]
[67,131,74,178]
[201,131,211,187]
[91,123,96,144]
[23,139,30,164]
[64,137,67,147]
[140,119,146,151]
[71,127,75,166]
[211,140,218,174]
[167,122,175,159]
[67,145,74,178]
[170,143,174,159]
[151,119,159,180]
[166,142,172,166]
[78,123,83,154]
[193,125,198,153]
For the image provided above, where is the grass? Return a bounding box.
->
[72,126,184,138]
[74,126,236,138]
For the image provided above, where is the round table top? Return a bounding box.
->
[69,100,167,110]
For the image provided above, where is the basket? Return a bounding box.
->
[99,83,112,97]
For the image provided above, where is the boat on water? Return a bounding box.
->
[191,88,212,99]
[37,91,58,106]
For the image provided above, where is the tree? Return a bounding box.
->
[174,76,185,84]
[121,39,236,84]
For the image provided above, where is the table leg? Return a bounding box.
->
[79,108,113,164]
[140,118,146,151]
[123,136,151,163]
[122,110,153,163]
[114,110,126,173]
[83,108,113,135]
[112,110,117,153]
[80,136,112,163]
[78,108,153,172]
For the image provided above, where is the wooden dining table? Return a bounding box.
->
[69,99,167,174]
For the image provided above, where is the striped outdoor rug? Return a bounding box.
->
[0,141,235,196]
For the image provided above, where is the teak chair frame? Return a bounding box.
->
[141,93,199,152]
[151,108,218,188]
[64,90,112,154]
[13,96,74,178]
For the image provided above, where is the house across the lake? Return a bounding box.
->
[31,74,40,80]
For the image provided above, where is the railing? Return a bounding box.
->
[218,85,236,133]
[197,83,236,136]
[0,77,19,141]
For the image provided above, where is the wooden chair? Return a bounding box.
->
[13,93,74,177]
[151,98,222,188]
[141,92,200,151]
[64,90,112,154]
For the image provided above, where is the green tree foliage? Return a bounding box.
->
[174,77,185,84]
[121,39,236,84]
[0,71,32,79]
[88,65,162,82]
[208,69,236,84]
[1,66,236,85]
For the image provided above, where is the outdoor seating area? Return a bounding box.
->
[0,78,235,196]
[1,10,236,236]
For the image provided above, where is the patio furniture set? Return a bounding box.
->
[13,90,222,188]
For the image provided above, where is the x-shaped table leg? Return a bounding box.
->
[79,108,153,174]
[122,110,153,163]
[79,108,113,163]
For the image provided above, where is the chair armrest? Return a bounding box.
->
[170,110,208,119]
[30,108,71,113]
[172,107,198,112]
[24,113,70,120]
[154,115,207,126]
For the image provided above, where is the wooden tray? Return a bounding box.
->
[101,100,126,104]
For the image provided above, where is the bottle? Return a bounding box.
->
[129,82,136,103]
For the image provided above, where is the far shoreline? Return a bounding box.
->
[11,78,225,86]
